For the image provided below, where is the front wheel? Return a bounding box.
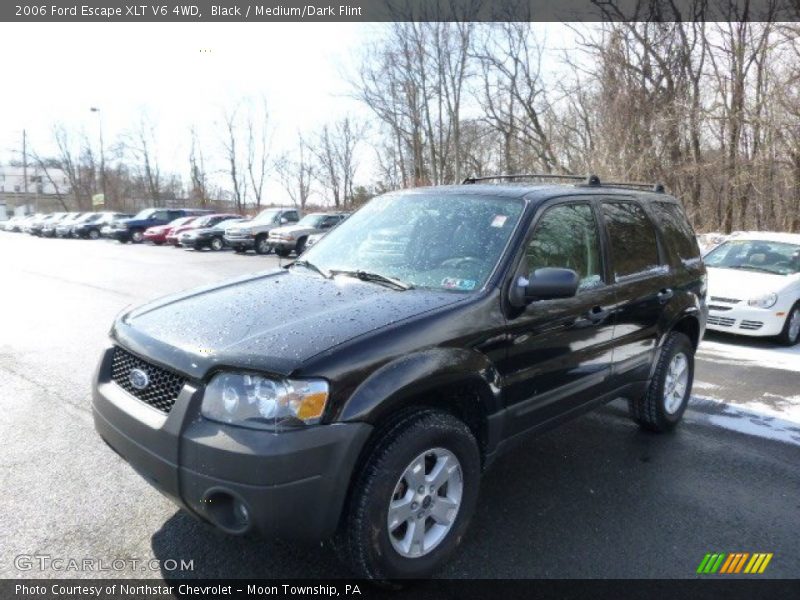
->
[335,410,480,580]
[130,229,144,243]
[629,331,694,432]
[254,235,272,255]
[210,237,224,251]
[88,229,100,240]
[778,303,800,346]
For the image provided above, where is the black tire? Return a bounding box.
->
[210,237,224,252]
[254,234,272,255]
[295,237,307,255]
[130,229,144,243]
[629,331,694,432]
[275,247,291,258]
[777,302,800,346]
[335,410,480,580]
[87,229,100,240]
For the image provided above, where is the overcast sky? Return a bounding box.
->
[0,22,575,205]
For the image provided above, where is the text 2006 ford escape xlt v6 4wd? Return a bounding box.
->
[93,175,706,579]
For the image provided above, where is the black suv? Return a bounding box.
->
[92,175,706,579]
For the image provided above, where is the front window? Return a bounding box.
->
[302,193,524,292]
[526,202,604,291]
[704,240,800,275]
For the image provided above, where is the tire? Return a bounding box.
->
[254,235,272,255]
[629,331,694,432]
[335,410,480,580]
[777,302,800,346]
[130,229,144,243]
[88,229,100,240]
[275,247,291,258]
[210,237,224,252]
[233,247,246,254]
[295,237,307,255]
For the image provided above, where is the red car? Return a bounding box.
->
[143,216,197,245]
[166,213,241,246]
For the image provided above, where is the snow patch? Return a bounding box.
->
[698,339,800,373]
[690,395,800,446]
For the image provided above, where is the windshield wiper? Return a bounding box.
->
[286,259,330,279]
[329,269,414,291]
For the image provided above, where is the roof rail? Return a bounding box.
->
[461,173,665,193]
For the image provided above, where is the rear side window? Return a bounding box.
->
[650,202,701,265]
[601,201,661,280]
[527,202,604,291]
[284,211,299,222]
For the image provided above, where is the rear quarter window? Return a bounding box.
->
[650,202,701,266]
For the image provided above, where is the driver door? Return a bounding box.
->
[499,199,616,437]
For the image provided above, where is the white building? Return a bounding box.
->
[0,165,71,196]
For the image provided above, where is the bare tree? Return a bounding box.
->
[221,104,248,212]
[245,98,272,209]
[310,117,365,208]
[188,126,208,205]
[276,132,315,210]
[124,114,162,206]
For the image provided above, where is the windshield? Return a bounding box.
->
[132,208,156,220]
[302,193,524,292]
[297,213,327,227]
[253,209,281,223]
[168,216,194,227]
[705,240,800,275]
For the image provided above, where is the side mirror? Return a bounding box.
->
[521,267,579,303]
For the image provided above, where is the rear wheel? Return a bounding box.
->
[778,303,800,346]
[335,410,480,580]
[210,237,224,251]
[629,331,694,432]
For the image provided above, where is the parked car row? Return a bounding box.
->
[2,206,350,258]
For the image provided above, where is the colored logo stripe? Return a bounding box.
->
[697,552,773,574]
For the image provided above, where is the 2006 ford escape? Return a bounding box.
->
[93,174,707,579]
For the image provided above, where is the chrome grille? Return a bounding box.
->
[110,347,186,413]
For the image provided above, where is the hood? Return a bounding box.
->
[707,266,797,299]
[114,269,465,379]
[272,224,315,236]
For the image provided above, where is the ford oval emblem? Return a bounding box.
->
[129,368,150,390]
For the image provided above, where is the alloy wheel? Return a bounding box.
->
[387,448,463,559]
[663,352,689,414]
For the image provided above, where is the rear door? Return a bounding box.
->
[499,198,617,435]
[600,199,672,383]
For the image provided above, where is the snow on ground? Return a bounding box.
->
[698,338,800,373]
[689,395,800,446]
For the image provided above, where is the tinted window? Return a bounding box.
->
[284,211,299,222]
[601,201,661,279]
[526,203,603,290]
[651,202,700,264]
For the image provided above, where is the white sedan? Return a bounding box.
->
[704,232,800,345]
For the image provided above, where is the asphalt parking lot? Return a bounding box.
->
[1,232,798,579]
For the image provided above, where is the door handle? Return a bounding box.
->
[657,288,674,303]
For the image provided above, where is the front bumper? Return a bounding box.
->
[105,228,131,241]
[92,347,371,541]
[223,235,255,249]
[706,303,785,337]
[143,232,167,243]
[269,238,295,250]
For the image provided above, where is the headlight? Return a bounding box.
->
[747,292,778,308]
[201,372,329,430]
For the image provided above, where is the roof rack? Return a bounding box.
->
[461,173,665,193]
